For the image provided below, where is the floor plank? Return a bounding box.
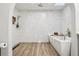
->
[13,43,59,56]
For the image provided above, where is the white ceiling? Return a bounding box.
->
[15,3,66,11]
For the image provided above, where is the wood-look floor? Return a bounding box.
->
[13,43,59,56]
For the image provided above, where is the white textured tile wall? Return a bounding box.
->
[12,10,63,46]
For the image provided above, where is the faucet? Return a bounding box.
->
[64,35,66,40]
[66,28,71,37]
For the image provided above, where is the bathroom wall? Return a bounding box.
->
[62,5,72,35]
[62,4,78,56]
[19,11,63,42]
[70,4,78,56]
[12,10,63,47]
[0,3,10,56]
[62,5,72,55]
[75,4,79,55]
[12,8,20,47]
[75,3,79,33]
[74,3,79,56]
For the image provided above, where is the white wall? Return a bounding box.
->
[70,4,78,56]
[62,4,78,56]
[12,8,20,47]
[75,4,79,33]
[62,5,72,56]
[62,5,72,35]
[0,3,10,56]
[12,10,63,47]
[9,3,16,56]
[74,3,79,55]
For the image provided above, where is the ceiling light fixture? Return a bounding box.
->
[38,3,43,7]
